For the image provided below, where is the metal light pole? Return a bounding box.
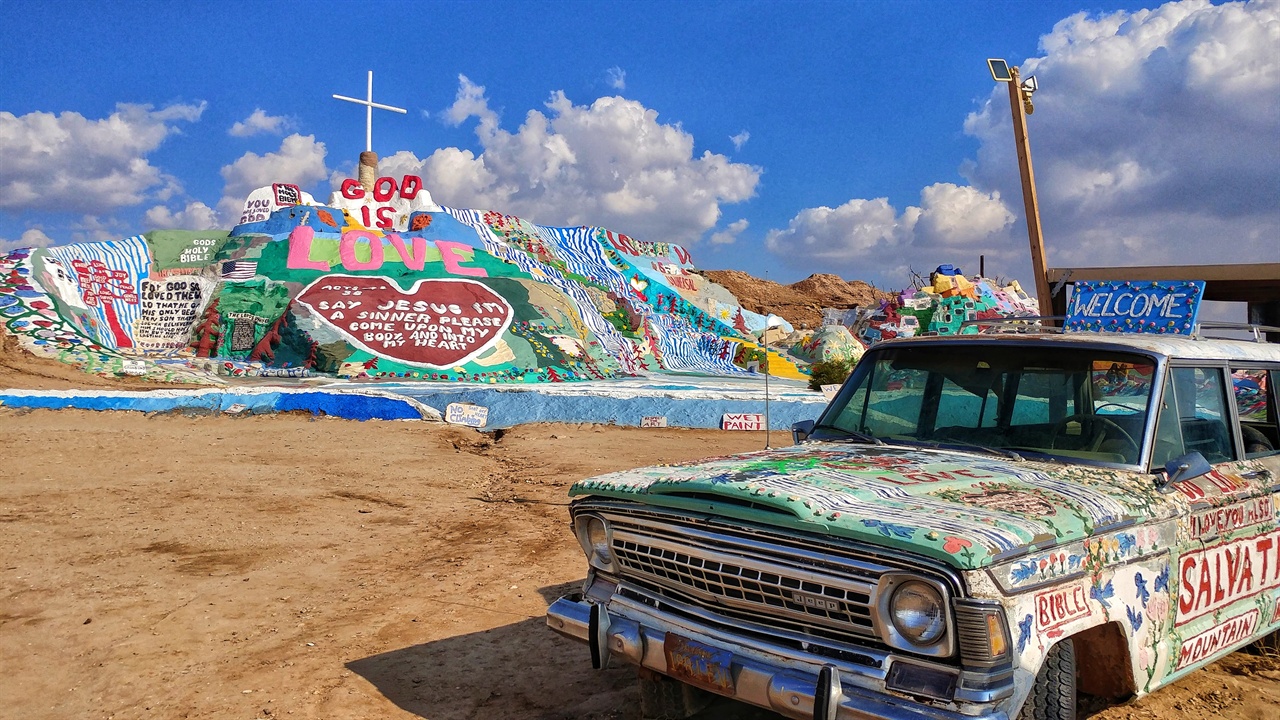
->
[764,349,772,449]
[988,59,1054,319]
[763,314,783,450]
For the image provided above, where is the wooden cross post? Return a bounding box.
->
[333,71,408,190]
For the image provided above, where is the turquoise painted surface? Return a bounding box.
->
[571,442,1194,569]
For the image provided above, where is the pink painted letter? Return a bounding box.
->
[287,226,331,271]
[340,230,385,271]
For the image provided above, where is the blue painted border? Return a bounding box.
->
[0,383,827,430]
[0,388,432,422]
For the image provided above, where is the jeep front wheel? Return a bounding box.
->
[637,669,714,719]
[1019,638,1077,720]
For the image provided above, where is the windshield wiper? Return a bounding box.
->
[919,439,1023,462]
[811,424,884,445]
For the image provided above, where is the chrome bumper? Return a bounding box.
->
[547,594,1011,720]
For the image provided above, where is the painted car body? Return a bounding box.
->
[548,332,1280,720]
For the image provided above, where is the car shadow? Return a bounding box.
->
[345,581,781,720]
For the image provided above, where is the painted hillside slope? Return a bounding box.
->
[0,182,794,385]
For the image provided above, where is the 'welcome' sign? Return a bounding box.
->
[1065,280,1204,335]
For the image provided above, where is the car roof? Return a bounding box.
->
[876,331,1280,364]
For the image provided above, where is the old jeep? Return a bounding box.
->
[548,315,1279,719]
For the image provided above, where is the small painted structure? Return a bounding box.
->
[838,273,1042,347]
[788,324,864,364]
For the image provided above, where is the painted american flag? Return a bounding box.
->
[220,260,257,280]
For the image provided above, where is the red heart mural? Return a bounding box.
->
[295,275,514,368]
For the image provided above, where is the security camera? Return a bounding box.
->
[1020,75,1038,94]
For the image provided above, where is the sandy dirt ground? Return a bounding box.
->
[1,408,1277,720]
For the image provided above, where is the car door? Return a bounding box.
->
[1154,362,1280,678]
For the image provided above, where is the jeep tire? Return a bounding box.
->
[638,670,714,719]
[1019,638,1077,720]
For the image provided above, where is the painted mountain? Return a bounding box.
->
[0,176,798,384]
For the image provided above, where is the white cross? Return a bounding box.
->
[332,71,407,153]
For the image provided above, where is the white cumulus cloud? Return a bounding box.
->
[709,219,749,245]
[0,228,56,252]
[0,103,204,214]
[765,184,1016,284]
[767,0,1278,290]
[962,0,1280,273]
[229,109,294,137]
[217,134,329,224]
[144,201,220,230]
[377,77,761,244]
[912,183,1016,248]
[69,215,129,244]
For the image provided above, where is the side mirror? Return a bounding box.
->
[1157,451,1212,490]
[792,419,815,445]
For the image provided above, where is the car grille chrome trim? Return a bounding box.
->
[612,527,878,638]
[952,599,1012,669]
[592,506,961,651]
[611,581,891,671]
[954,607,995,662]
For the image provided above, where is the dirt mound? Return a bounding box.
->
[699,270,889,330]
[789,273,888,309]
[0,331,173,391]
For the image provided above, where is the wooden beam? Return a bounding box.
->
[1047,263,1280,283]
[1047,264,1280,305]
[1008,67,1054,319]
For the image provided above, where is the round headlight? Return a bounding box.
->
[889,581,946,646]
[578,515,613,569]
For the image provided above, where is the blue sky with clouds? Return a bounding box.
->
[1,0,1275,294]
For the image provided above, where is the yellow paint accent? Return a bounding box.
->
[730,338,809,380]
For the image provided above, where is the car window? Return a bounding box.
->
[1231,367,1278,458]
[817,345,1155,466]
[847,365,927,438]
[1090,361,1153,417]
[1152,366,1237,466]
[936,376,999,429]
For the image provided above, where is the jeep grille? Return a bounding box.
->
[590,505,958,649]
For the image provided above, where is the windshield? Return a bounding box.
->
[814,343,1157,466]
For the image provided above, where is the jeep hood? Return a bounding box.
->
[569,442,1175,570]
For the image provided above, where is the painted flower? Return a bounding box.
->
[1146,593,1169,623]
[942,536,973,554]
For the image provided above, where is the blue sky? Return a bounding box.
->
[1,0,1275,295]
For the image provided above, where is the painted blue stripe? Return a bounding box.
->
[0,382,824,430]
[0,389,431,422]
